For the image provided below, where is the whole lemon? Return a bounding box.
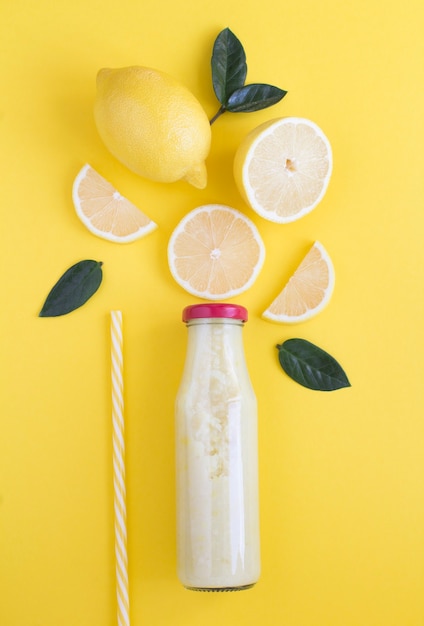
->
[94,66,212,188]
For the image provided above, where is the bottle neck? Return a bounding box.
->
[184,317,245,370]
[179,316,252,394]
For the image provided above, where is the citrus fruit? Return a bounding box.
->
[262,241,335,323]
[94,66,211,189]
[167,204,265,300]
[234,117,333,223]
[72,164,157,243]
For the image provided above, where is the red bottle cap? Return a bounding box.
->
[182,303,248,322]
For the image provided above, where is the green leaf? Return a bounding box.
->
[276,338,351,391]
[39,260,103,317]
[209,28,288,124]
[226,83,287,113]
[211,27,247,105]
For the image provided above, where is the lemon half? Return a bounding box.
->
[234,117,333,222]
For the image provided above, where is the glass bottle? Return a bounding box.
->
[175,303,260,591]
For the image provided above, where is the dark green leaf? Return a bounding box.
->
[226,83,287,113]
[211,27,247,105]
[276,338,351,391]
[39,260,103,317]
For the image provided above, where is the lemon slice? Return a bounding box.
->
[167,204,265,300]
[263,241,335,323]
[72,164,157,243]
[234,117,332,223]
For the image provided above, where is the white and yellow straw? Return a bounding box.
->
[110,310,130,626]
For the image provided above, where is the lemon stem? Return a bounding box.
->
[209,105,226,125]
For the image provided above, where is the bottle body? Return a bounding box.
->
[175,304,260,591]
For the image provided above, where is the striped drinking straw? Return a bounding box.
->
[110,310,130,626]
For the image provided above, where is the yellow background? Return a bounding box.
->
[1,0,423,624]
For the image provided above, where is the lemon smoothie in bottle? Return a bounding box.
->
[175,304,260,591]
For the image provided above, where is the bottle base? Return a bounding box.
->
[185,583,255,592]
